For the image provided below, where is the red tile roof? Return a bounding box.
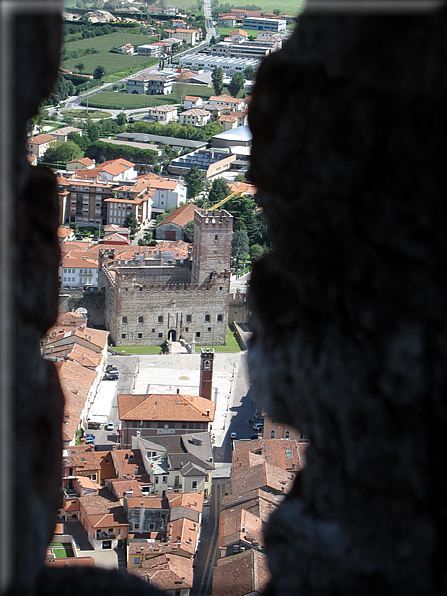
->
[118,394,215,423]
[213,550,270,596]
[157,203,197,229]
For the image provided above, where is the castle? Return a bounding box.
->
[100,209,233,347]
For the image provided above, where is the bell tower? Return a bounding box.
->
[199,348,215,400]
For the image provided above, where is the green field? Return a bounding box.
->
[81,84,220,110]
[62,32,159,81]
[63,109,113,118]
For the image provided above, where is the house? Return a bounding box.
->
[163,28,199,45]
[59,254,100,289]
[137,43,163,57]
[209,95,246,111]
[228,181,257,196]
[262,414,307,441]
[124,496,169,534]
[95,159,138,182]
[144,176,187,213]
[118,394,216,448]
[118,43,135,54]
[232,438,307,475]
[148,104,178,124]
[228,29,248,42]
[57,227,76,243]
[218,508,263,557]
[212,550,270,596]
[219,14,237,27]
[178,108,210,126]
[133,432,214,498]
[155,203,197,241]
[171,18,186,28]
[26,133,56,158]
[103,224,131,245]
[183,96,202,110]
[79,487,129,550]
[129,553,193,595]
[219,114,238,131]
[66,157,95,171]
[50,126,83,143]
[104,193,152,230]
[126,74,173,95]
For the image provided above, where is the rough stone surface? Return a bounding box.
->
[247,7,447,596]
[11,9,160,596]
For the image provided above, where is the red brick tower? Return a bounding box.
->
[191,209,233,286]
[199,348,215,400]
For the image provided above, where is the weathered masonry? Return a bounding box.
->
[100,209,233,347]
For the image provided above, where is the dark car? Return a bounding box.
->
[249,434,259,440]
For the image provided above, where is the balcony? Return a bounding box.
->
[96,531,115,540]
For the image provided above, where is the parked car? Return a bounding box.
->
[106,421,115,431]
[249,433,259,440]
[85,434,95,444]
[103,372,118,380]
[253,423,264,431]
[231,432,237,439]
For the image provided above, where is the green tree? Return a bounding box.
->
[43,140,83,164]
[76,62,85,74]
[67,131,88,151]
[228,73,245,98]
[123,212,139,236]
[231,230,249,271]
[211,66,224,96]
[244,66,255,81]
[208,178,230,206]
[116,112,127,126]
[183,220,194,243]
[93,65,106,80]
[184,165,204,199]
[249,243,264,263]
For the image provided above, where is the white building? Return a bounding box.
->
[179,108,211,126]
[147,104,178,124]
[242,16,287,31]
[149,178,187,212]
[178,54,259,78]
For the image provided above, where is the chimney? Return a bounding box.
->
[199,348,214,400]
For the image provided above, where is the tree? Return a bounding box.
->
[273,8,281,15]
[244,66,255,81]
[76,63,85,74]
[184,165,204,199]
[93,65,106,80]
[231,230,249,271]
[228,73,245,98]
[212,67,224,96]
[183,220,194,243]
[123,212,138,236]
[43,140,83,164]
[208,178,230,206]
[249,243,264,263]
[116,112,127,126]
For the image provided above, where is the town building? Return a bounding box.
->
[155,203,197,241]
[147,104,178,124]
[242,16,287,32]
[183,96,202,110]
[178,55,259,78]
[136,43,162,57]
[163,28,199,45]
[26,133,56,158]
[178,108,210,126]
[168,149,236,179]
[126,74,173,95]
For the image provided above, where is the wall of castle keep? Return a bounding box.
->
[108,273,230,346]
[192,210,233,286]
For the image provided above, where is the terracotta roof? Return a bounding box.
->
[184,95,200,101]
[46,325,109,352]
[55,311,87,327]
[221,488,279,523]
[126,496,167,509]
[157,203,197,229]
[213,550,270,596]
[60,255,98,269]
[63,444,102,471]
[229,28,248,36]
[108,478,143,499]
[112,449,148,479]
[209,94,243,104]
[167,492,203,514]
[79,487,128,527]
[181,108,209,117]
[45,557,96,568]
[228,181,257,195]
[99,452,118,482]
[232,438,306,473]
[219,508,263,549]
[27,134,56,145]
[167,517,199,554]
[104,224,130,234]
[57,227,74,238]
[67,157,95,166]
[130,554,193,590]
[118,394,215,423]
[219,115,237,123]
[230,462,294,497]
[44,342,102,369]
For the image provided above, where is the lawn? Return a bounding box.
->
[48,543,74,558]
[81,84,220,110]
[115,327,241,354]
[63,109,113,119]
[62,32,159,80]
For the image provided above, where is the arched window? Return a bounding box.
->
[205,314,210,322]
[217,314,223,322]
[285,430,290,439]
[158,315,163,323]
[204,360,210,370]
[186,315,192,323]
[138,316,144,323]
[270,430,275,438]
[122,316,127,324]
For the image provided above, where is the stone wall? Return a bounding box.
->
[247,5,447,596]
[228,290,250,325]
[58,288,106,327]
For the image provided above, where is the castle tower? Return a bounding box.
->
[191,209,233,286]
[199,348,215,400]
